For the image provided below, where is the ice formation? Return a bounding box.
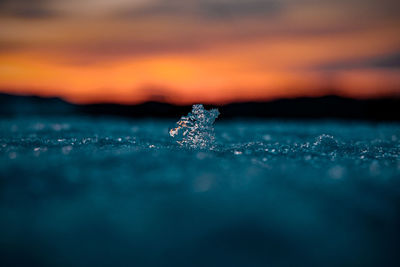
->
[169,104,219,149]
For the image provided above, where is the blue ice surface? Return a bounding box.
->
[0,108,400,266]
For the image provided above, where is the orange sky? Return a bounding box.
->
[0,0,399,104]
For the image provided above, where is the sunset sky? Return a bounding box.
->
[0,0,399,104]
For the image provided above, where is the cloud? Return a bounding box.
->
[114,0,283,20]
[55,39,208,65]
[1,0,398,67]
[0,41,25,52]
[314,51,400,70]
[370,52,400,68]
[0,0,59,19]
[198,0,283,19]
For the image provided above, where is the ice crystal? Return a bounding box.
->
[169,104,219,149]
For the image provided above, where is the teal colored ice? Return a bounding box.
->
[0,107,400,266]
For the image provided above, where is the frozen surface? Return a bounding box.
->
[1,115,400,266]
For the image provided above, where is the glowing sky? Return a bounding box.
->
[0,0,399,104]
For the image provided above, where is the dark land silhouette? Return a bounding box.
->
[0,93,399,121]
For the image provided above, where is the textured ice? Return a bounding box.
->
[169,104,219,149]
[1,115,400,266]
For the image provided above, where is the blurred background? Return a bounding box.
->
[0,0,399,106]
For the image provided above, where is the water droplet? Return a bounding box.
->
[8,152,17,159]
[328,165,345,179]
[262,134,271,141]
[193,174,214,192]
[196,152,207,160]
[62,146,73,155]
